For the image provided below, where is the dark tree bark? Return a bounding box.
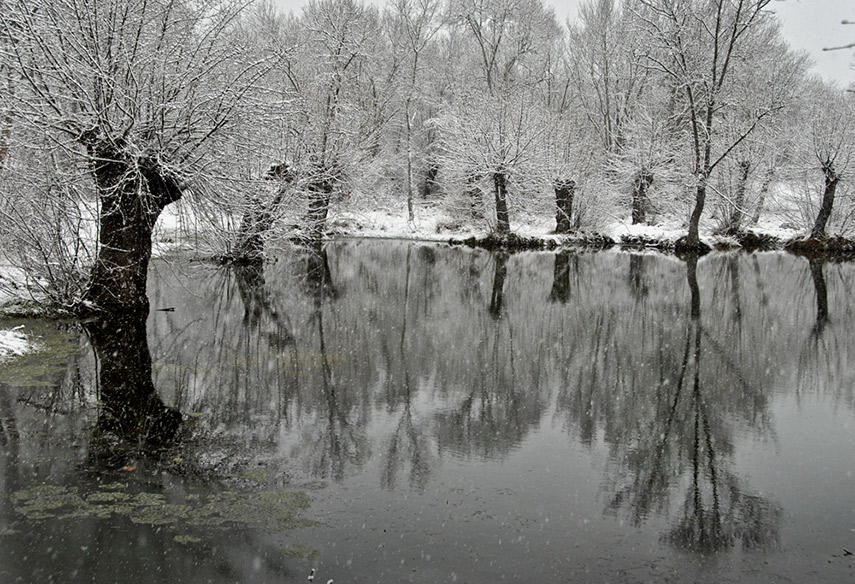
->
[632,169,653,225]
[493,171,510,234]
[554,178,576,233]
[83,140,181,313]
[810,159,840,239]
[686,180,707,249]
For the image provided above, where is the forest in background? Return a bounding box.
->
[0,0,853,312]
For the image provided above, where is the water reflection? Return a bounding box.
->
[549,250,576,303]
[3,242,855,582]
[84,315,182,470]
[809,258,828,336]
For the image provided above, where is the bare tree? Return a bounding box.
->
[436,0,560,234]
[385,0,444,224]
[635,0,795,250]
[0,0,276,312]
[288,0,388,238]
[786,79,855,240]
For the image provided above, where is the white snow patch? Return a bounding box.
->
[0,326,38,363]
[328,203,489,241]
[604,218,688,243]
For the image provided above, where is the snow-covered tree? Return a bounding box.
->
[788,79,855,238]
[0,0,276,311]
[436,0,561,233]
[635,0,798,249]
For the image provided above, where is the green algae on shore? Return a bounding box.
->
[10,482,315,532]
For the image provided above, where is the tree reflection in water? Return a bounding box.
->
[549,250,577,304]
[794,256,855,410]
[381,246,432,491]
[84,314,182,470]
[489,251,509,317]
[137,242,855,569]
[598,255,782,553]
[300,243,369,481]
[809,258,829,337]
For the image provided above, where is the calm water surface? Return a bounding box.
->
[1,240,854,583]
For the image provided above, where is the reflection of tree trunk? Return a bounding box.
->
[233,263,295,349]
[811,159,840,239]
[0,382,19,457]
[493,171,510,234]
[632,168,653,225]
[549,251,574,303]
[305,243,336,302]
[84,313,182,469]
[628,254,647,300]
[687,255,701,321]
[489,252,509,318]
[728,256,742,325]
[382,246,430,491]
[554,178,575,233]
[809,259,828,336]
[304,244,362,481]
[234,263,268,327]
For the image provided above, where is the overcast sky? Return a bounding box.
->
[275,0,855,86]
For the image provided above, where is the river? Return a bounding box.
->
[1,240,853,583]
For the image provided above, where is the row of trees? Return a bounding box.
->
[0,0,853,312]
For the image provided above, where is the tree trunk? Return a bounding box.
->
[727,160,750,232]
[405,100,415,224]
[810,160,840,239]
[684,179,707,249]
[750,168,774,225]
[632,168,653,225]
[465,174,484,221]
[493,170,510,234]
[306,178,334,239]
[230,163,295,263]
[421,162,439,198]
[84,146,180,313]
[0,66,12,170]
[554,178,576,233]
